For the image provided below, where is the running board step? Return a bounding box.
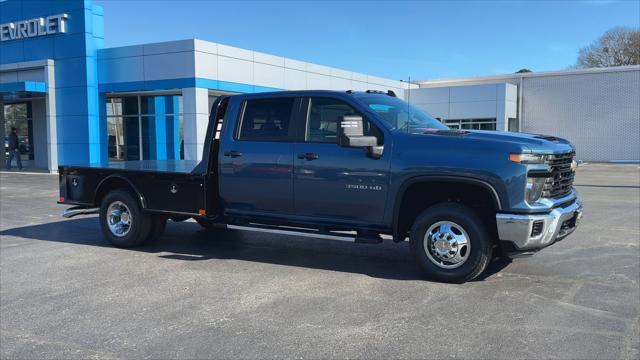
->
[62,206,99,218]
[226,224,382,244]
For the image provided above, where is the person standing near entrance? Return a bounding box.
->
[5,127,23,170]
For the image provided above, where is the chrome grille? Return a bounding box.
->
[543,152,575,198]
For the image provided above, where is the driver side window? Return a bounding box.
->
[305,97,383,145]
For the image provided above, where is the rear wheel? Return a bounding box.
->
[409,203,492,283]
[99,190,151,248]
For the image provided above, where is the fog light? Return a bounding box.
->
[531,220,544,237]
[526,177,545,205]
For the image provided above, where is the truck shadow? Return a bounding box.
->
[0,217,511,282]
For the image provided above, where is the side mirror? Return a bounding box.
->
[338,115,378,148]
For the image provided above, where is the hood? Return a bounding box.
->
[418,129,575,154]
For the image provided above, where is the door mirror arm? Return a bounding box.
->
[367,145,384,159]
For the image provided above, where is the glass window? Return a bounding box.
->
[305,97,383,145]
[122,97,138,116]
[238,98,294,141]
[107,116,125,160]
[354,94,448,133]
[140,95,182,115]
[306,98,357,143]
[444,118,496,131]
[106,98,122,117]
[106,94,184,160]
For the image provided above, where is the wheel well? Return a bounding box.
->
[94,177,143,208]
[395,181,499,242]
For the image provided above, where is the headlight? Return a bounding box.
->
[526,177,546,204]
[509,153,548,164]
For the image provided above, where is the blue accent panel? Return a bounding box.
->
[57,115,89,143]
[0,41,23,63]
[217,81,254,93]
[100,78,284,93]
[92,9,104,39]
[54,33,92,59]
[0,81,47,93]
[57,143,90,165]
[1,0,104,169]
[0,0,22,23]
[22,36,56,60]
[100,78,195,92]
[154,97,167,160]
[91,4,104,16]
[254,85,283,93]
[20,1,89,19]
[88,143,102,163]
[194,78,219,89]
[55,57,95,87]
[172,97,181,160]
[55,86,97,116]
[97,92,108,163]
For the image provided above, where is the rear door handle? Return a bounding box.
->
[224,150,242,158]
[297,152,319,161]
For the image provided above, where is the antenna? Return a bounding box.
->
[405,76,411,132]
[407,76,411,115]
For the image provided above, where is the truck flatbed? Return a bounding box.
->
[61,160,201,175]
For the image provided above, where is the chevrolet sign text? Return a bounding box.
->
[0,14,68,42]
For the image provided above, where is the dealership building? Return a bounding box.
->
[411,66,640,162]
[1,0,638,172]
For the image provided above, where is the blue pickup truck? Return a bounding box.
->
[59,90,583,282]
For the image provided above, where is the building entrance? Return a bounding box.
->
[3,102,34,168]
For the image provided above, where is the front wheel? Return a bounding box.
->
[99,190,151,248]
[410,203,492,283]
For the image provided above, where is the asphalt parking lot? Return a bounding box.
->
[1,164,638,359]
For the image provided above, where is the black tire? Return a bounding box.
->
[409,203,492,283]
[99,189,151,248]
[146,215,167,242]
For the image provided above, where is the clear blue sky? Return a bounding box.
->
[93,0,640,80]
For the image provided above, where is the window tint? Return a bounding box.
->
[238,98,295,141]
[306,98,357,143]
[306,97,383,145]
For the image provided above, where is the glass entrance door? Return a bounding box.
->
[4,102,34,165]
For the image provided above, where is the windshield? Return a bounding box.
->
[355,94,449,133]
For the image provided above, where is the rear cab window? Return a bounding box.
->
[237,97,296,141]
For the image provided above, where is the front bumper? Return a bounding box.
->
[496,198,583,252]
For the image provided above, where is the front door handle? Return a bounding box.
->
[297,152,319,161]
[224,150,242,158]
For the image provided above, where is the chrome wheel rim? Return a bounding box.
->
[424,221,470,269]
[107,201,132,237]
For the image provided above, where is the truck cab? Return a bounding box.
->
[59,90,583,283]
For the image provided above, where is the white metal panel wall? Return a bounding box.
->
[521,70,640,161]
[99,39,413,98]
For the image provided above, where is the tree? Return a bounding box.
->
[515,68,532,73]
[576,27,640,68]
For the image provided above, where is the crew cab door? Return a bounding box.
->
[293,97,391,225]
[218,96,298,215]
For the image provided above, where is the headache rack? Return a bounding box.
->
[543,152,576,198]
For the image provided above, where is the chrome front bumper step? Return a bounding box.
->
[62,206,99,218]
[496,200,583,251]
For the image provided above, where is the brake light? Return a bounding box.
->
[59,196,65,202]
